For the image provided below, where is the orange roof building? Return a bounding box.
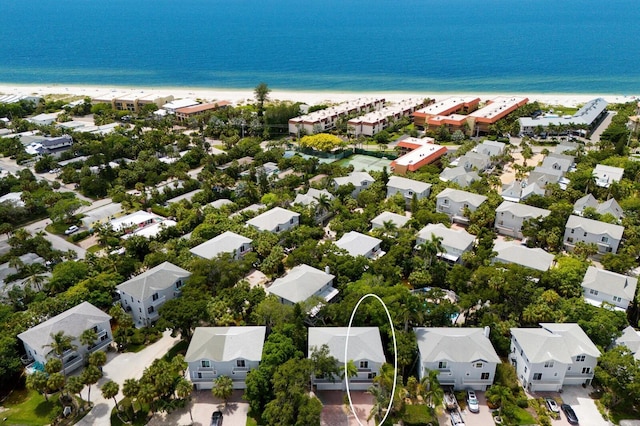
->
[391,138,448,175]
[175,101,231,121]
[468,96,528,133]
[412,97,480,128]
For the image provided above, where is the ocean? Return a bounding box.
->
[1,0,639,94]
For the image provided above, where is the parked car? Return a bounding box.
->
[450,410,466,426]
[64,225,79,235]
[211,410,223,426]
[467,390,479,413]
[545,398,560,413]
[561,403,579,424]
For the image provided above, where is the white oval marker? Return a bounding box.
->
[344,293,398,426]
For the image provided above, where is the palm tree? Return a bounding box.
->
[81,365,103,404]
[27,371,50,401]
[416,234,444,268]
[212,375,234,406]
[341,360,358,388]
[44,331,76,377]
[80,329,98,351]
[88,350,107,369]
[22,262,47,291]
[419,370,444,418]
[66,376,85,402]
[381,220,398,237]
[101,380,120,411]
[122,378,141,417]
[137,382,156,414]
[175,378,194,423]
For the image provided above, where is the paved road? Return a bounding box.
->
[24,218,87,259]
[75,331,180,426]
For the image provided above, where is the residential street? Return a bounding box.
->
[75,331,180,426]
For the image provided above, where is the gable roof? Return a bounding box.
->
[268,264,336,304]
[209,199,234,209]
[511,323,600,363]
[371,211,410,229]
[418,223,475,252]
[439,166,480,187]
[615,326,640,361]
[18,302,111,355]
[334,171,375,188]
[185,326,266,362]
[436,188,488,208]
[308,327,386,363]
[246,207,300,232]
[493,240,555,272]
[574,194,599,213]
[387,176,432,193]
[565,215,624,239]
[293,188,334,206]
[594,164,624,186]
[581,266,637,300]
[415,327,500,364]
[496,201,551,219]
[335,231,382,257]
[116,261,191,300]
[597,198,623,219]
[190,231,252,260]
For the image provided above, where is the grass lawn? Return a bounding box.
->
[401,404,436,425]
[2,388,56,425]
[46,221,71,235]
[164,340,188,360]
[513,406,537,424]
[87,245,102,253]
[110,397,151,426]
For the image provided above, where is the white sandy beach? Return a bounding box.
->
[0,83,637,108]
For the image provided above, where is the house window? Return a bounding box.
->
[567,237,574,243]
[368,372,377,379]
[237,360,246,368]
[359,361,369,369]
[139,308,142,313]
[438,361,447,369]
[147,306,154,314]
[176,280,184,289]
[583,232,587,237]
[481,373,490,380]
[499,220,504,225]
[544,361,554,368]
[408,191,414,196]
[533,373,542,380]
[601,236,609,243]
[474,362,483,368]
[201,360,210,368]
[290,218,294,224]
[613,296,622,303]
[576,355,585,362]
[443,199,449,205]
[571,229,575,234]
[152,293,159,301]
[524,366,527,373]
[606,247,613,252]
[582,367,591,374]
[590,289,599,296]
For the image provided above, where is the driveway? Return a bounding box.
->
[316,390,374,426]
[148,389,248,426]
[461,391,498,426]
[555,386,612,426]
[75,330,180,426]
[24,218,87,259]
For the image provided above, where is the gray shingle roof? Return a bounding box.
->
[246,207,300,232]
[190,231,252,260]
[493,240,555,272]
[436,188,488,208]
[185,326,266,362]
[335,231,382,257]
[334,171,375,187]
[387,176,432,193]
[574,194,599,212]
[581,266,637,300]
[415,327,500,363]
[18,302,111,356]
[308,327,386,363]
[418,223,475,252]
[371,211,410,229]
[268,264,335,304]
[294,188,334,206]
[439,167,480,187]
[511,323,600,363]
[496,201,551,219]
[616,326,640,361]
[116,261,191,300]
[565,215,624,239]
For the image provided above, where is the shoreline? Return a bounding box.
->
[0,82,637,108]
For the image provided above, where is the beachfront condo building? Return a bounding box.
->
[92,92,174,113]
[412,96,481,128]
[347,98,427,137]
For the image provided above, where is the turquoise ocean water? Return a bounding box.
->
[1,0,639,94]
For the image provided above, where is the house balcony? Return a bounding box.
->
[147,310,160,321]
[88,336,112,353]
[232,367,250,376]
[62,352,84,374]
[190,369,218,382]
[21,354,34,365]
[150,295,166,308]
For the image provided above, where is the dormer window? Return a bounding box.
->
[152,293,159,301]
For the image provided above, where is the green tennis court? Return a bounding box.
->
[337,154,393,172]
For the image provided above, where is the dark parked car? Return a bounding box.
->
[211,410,223,426]
[561,403,579,424]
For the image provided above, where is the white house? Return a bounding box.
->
[117,262,191,327]
[493,240,555,272]
[185,326,266,390]
[573,194,623,220]
[615,326,640,361]
[474,140,506,157]
[436,188,488,224]
[563,215,624,255]
[415,327,500,391]
[495,201,551,239]
[246,207,300,234]
[293,188,334,223]
[581,266,638,311]
[501,181,545,203]
[416,223,475,263]
[593,164,624,188]
[540,153,575,174]
[190,231,252,260]
[308,327,385,390]
[333,172,375,198]
[510,323,600,392]
[18,302,112,375]
[334,231,385,259]
[439,166,480,188]
[267,264,338,311]
[457,151,491,172]
[386,176,432,201]
[110,210,177,239]
[371,211,410,231]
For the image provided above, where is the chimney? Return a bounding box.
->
[324,265,330,275]
[483,326,491,338]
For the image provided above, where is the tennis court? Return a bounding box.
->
[337,154,393,172]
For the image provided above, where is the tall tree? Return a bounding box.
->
[212,375,234,406]
[254,83,271,120]
[101,380,120,411]
[175,378,194,423]
[26,371,50,401]
[44,331,76,377]
[81,365,103,404]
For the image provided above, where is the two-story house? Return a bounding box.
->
[510,323,600,392]
[18,302,112,375]
[573,194,623,221]
[293,188,334,223]
[593,164,624,188]
[334,231,385,259]
[117,261,191,327]
[308,327,386,391]
[185,326,266,390]
[189,231,252,260]
[333,172,375,198]
[563,215,624,255]
[386,176,432,203]
[371,211,410,231]
[439,166,480,188]
[495,201,551,239]
[416,223,475,264]
[246,207,300,234]
[435,188,488,225]
[615,326,640,362]
[415,327,500,391]
[493,240,555,272]
[267,264,338,313]
[581,266,637,311]
[500,181,545,203]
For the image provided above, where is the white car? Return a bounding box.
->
[467,390,479,413]
[546,398,560,413]
[64,225,79,235]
